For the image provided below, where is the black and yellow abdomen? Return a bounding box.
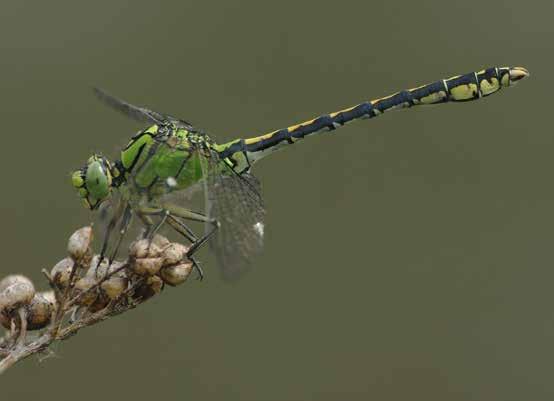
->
[216,66,529,172]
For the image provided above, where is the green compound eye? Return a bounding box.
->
[86,160,111,200]
[71,170,85,188]
[71,155,113,210]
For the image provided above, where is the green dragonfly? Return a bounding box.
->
[71,66,529,281]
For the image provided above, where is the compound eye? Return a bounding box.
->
[71,170,85,189]
[85,160,111,202]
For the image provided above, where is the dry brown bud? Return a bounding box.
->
[0,276,35,313]
[161,243,189,266]
[151,234,170,249]
[133,276,163,300]
[101,275,128,300]
[68,226,93,262]
[25,292,54,330]
[50,258,74,289]
[81,259,128,301]
[73,276,98,306]
[0,275,33,293]
[131,257,164,276]
[159,262,193,286]
[0,310,10,329]
[86,256,107,278]
[41,291,57,314]
[88,293,109,313]
[129,239,161,259]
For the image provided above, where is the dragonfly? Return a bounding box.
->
[71,66,529,281]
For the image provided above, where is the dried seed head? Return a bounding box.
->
[68,226,93,262]
[159,262,193,286]
[86,256,107,278]
[161,243,189,266]
[50,258,75,289]
[41,291,58,314]
[129,239,161,259]
[0,275,33,293]
[92,257,125,279]
[0,275,35,313]
[1,290,57,330]
[73,276,98,306]
[0,310,10,329]
[151,234,170,249]
[83,259,129,300]
[133,275,163,301]
[101,275,128,300]
[25,292,54,330]
[131,257,164,276]
[88,293,109,313]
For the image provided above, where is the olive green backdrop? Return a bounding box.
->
[1,0,551,400]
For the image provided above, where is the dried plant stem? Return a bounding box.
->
[0,227,194,375]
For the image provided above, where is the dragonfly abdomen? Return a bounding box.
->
[217,66,528,167]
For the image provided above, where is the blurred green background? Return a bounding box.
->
[1,0,551,399]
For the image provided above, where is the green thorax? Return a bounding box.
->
[118,124,226,198]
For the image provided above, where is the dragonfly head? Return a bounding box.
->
[71,154,115,210]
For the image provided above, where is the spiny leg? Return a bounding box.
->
[137,206,205,278]
[107,204,133,265]
[162,203,220,258]
[165,215,204,280]
[98,202,126,267]
[136,212,155,239]
[166,214,197,243]
[138,205,219,279]
[145,210,169,240]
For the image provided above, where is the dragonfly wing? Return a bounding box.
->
[202,151,265,281]
[93,87,194,128]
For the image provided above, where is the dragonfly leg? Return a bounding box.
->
[188,256,204,280]
[136,212,155,239]
[161,204,220,259]
[107,205,133,266]
[165,215,197,243]
[98,202,126,267]
[146,210,169,240]
[136,206,169,240]
[165,216,204,280]
[139,205,218,279]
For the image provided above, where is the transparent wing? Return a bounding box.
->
[201,150,265,281]
[93,87,194,129]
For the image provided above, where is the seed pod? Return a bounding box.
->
[0,310,10,329]
[159,262,193,286]
[161,243,189,266]
[84,259,129,301]
[131,257,164,276]
[151,234,170,249]
[86,256,109,279]
[0,276,35,313]
[100,276,128,300]
[0,275,33,293]
[25,292,54,330]
[88,293,109,313]
[129,239,161,259]
[73,276,98,306]
[41,291,58,314]
[133,276,163,301]
[68,226,93,262]
[50,258,75,289]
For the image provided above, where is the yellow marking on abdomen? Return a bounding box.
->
[450,83,479,100]
[480,78,500,96]
[244,131,278,145]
